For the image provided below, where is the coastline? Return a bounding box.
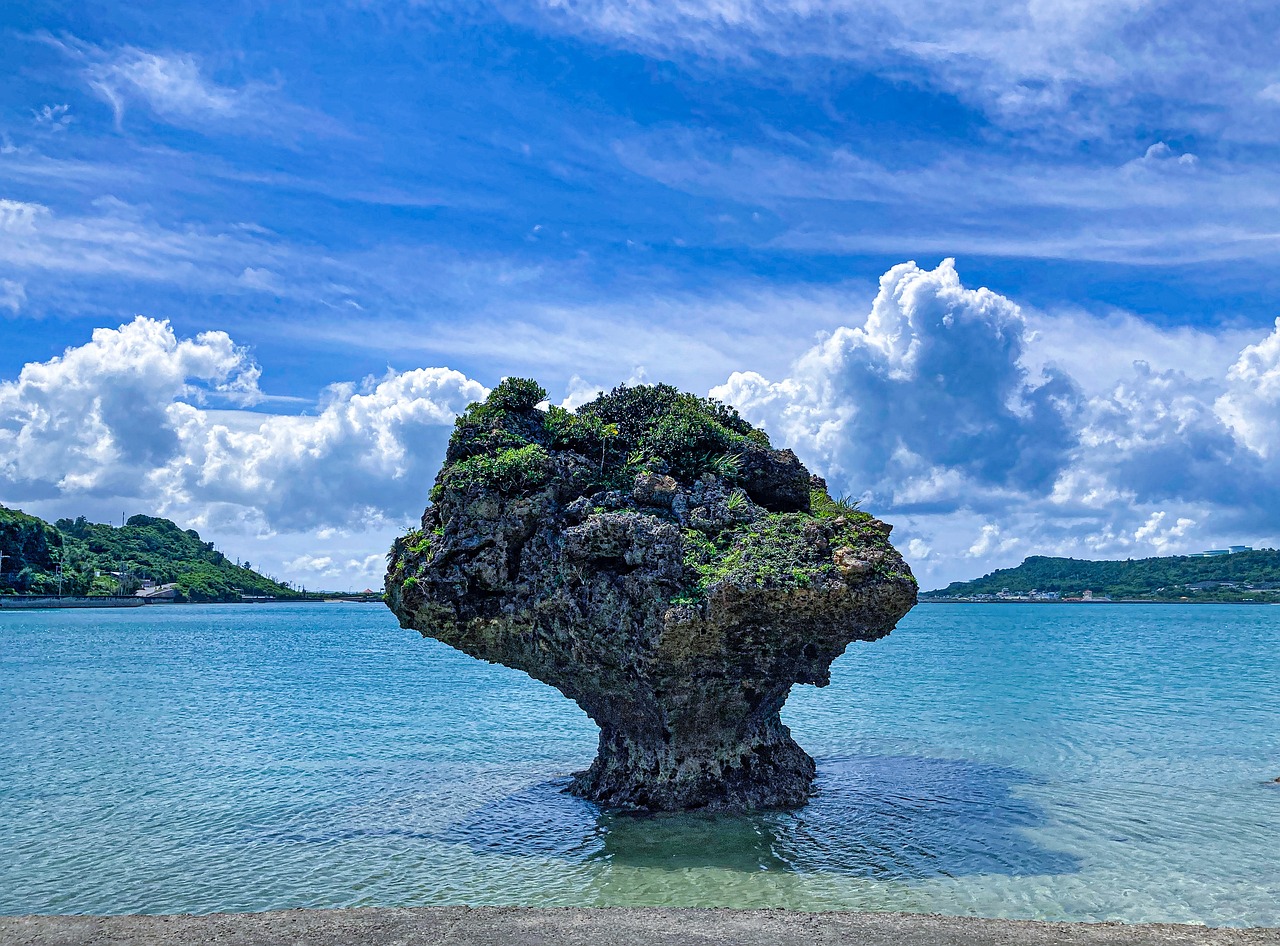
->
[0,596,383,610]
[919,599,1280,605]
[3,907,1277,946]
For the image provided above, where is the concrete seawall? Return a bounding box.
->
[2,907,1277,946]
[0,596,144,610]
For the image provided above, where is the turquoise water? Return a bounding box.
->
[1,603,1277,924]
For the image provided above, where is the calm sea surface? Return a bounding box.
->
[1,602,1277,924]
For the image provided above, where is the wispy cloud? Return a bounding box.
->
[0,195,279,286]
[0,279,25,314]
[612,129,1280,264]
[89,48,241,126]
[500,0,1280,141]
[0,194,371,311]
[41,35,342,139]
[32,104,73,132]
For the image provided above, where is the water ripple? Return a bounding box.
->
[2,602,1278,924]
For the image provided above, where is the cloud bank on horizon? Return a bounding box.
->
[4,0,1280,586]
[3,260,1278,589]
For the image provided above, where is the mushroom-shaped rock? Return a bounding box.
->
[385,379,917,811]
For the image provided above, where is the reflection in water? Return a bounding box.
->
[449,755,1080,880]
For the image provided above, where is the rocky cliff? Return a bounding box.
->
[385,379,917,810]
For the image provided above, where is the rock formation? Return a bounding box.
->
[385,379,917,811]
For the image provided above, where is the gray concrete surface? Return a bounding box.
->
[2,908,1277,946]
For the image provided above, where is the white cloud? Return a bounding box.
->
[0,317,262,498]
[614,127,1280,265]
[85,47,242,126]
[5,276,1280,591]
[44,37,338,139]
[560,374,605,410]
[712,259,1280,587]
[505,0,1280,139]
[967,523,1019,558]
[0,199,48,233]
[1216,319,1280,458]
[906,537,932,559]
[0,279,25,313]
[0,317,487,539]
[155,366,487,531]
[1022,309,1259,396]
[286,554,336,574]
[1132,511,1195,551]
[32,104,73,132]
[712,258,1080,502]
[0,195,333,301]
[1128,142,1198,171]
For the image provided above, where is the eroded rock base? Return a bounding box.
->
[569,726,816,810]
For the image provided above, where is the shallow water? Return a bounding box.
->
[1,602,1277,924]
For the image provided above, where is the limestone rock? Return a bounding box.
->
[385,379,917,811]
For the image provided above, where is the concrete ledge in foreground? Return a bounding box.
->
[2,907,1277,946]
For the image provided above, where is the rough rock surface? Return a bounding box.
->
[385,380,917,811]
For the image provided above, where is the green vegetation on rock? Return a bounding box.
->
[438,378,777,498]
[675,509,907,605]
[0,507,299,602]
[417,378,869,610]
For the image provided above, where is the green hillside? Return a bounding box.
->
[0,506,300,603]
[924,551,1280,602]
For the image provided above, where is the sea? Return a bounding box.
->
[1,602,1277,925]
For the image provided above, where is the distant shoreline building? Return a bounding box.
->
[1188,546,1252,558]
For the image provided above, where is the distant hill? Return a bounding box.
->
[0,506,300,603]
[924,551,1280,602]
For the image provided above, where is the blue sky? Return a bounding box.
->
[3,0,1280,588]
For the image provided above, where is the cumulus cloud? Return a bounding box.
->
[0,317,486,535]
[1216,319,1280,458]
[155,366,487,531]
[713,259,1080,504]
[966,523,1019,558]
[0,199,47,233]
[1128,142,1198,171]
[0,317,262,498]
[712,259,1280,586]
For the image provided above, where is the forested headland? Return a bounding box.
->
[0,505,301,602]
[925,552,1280,602]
